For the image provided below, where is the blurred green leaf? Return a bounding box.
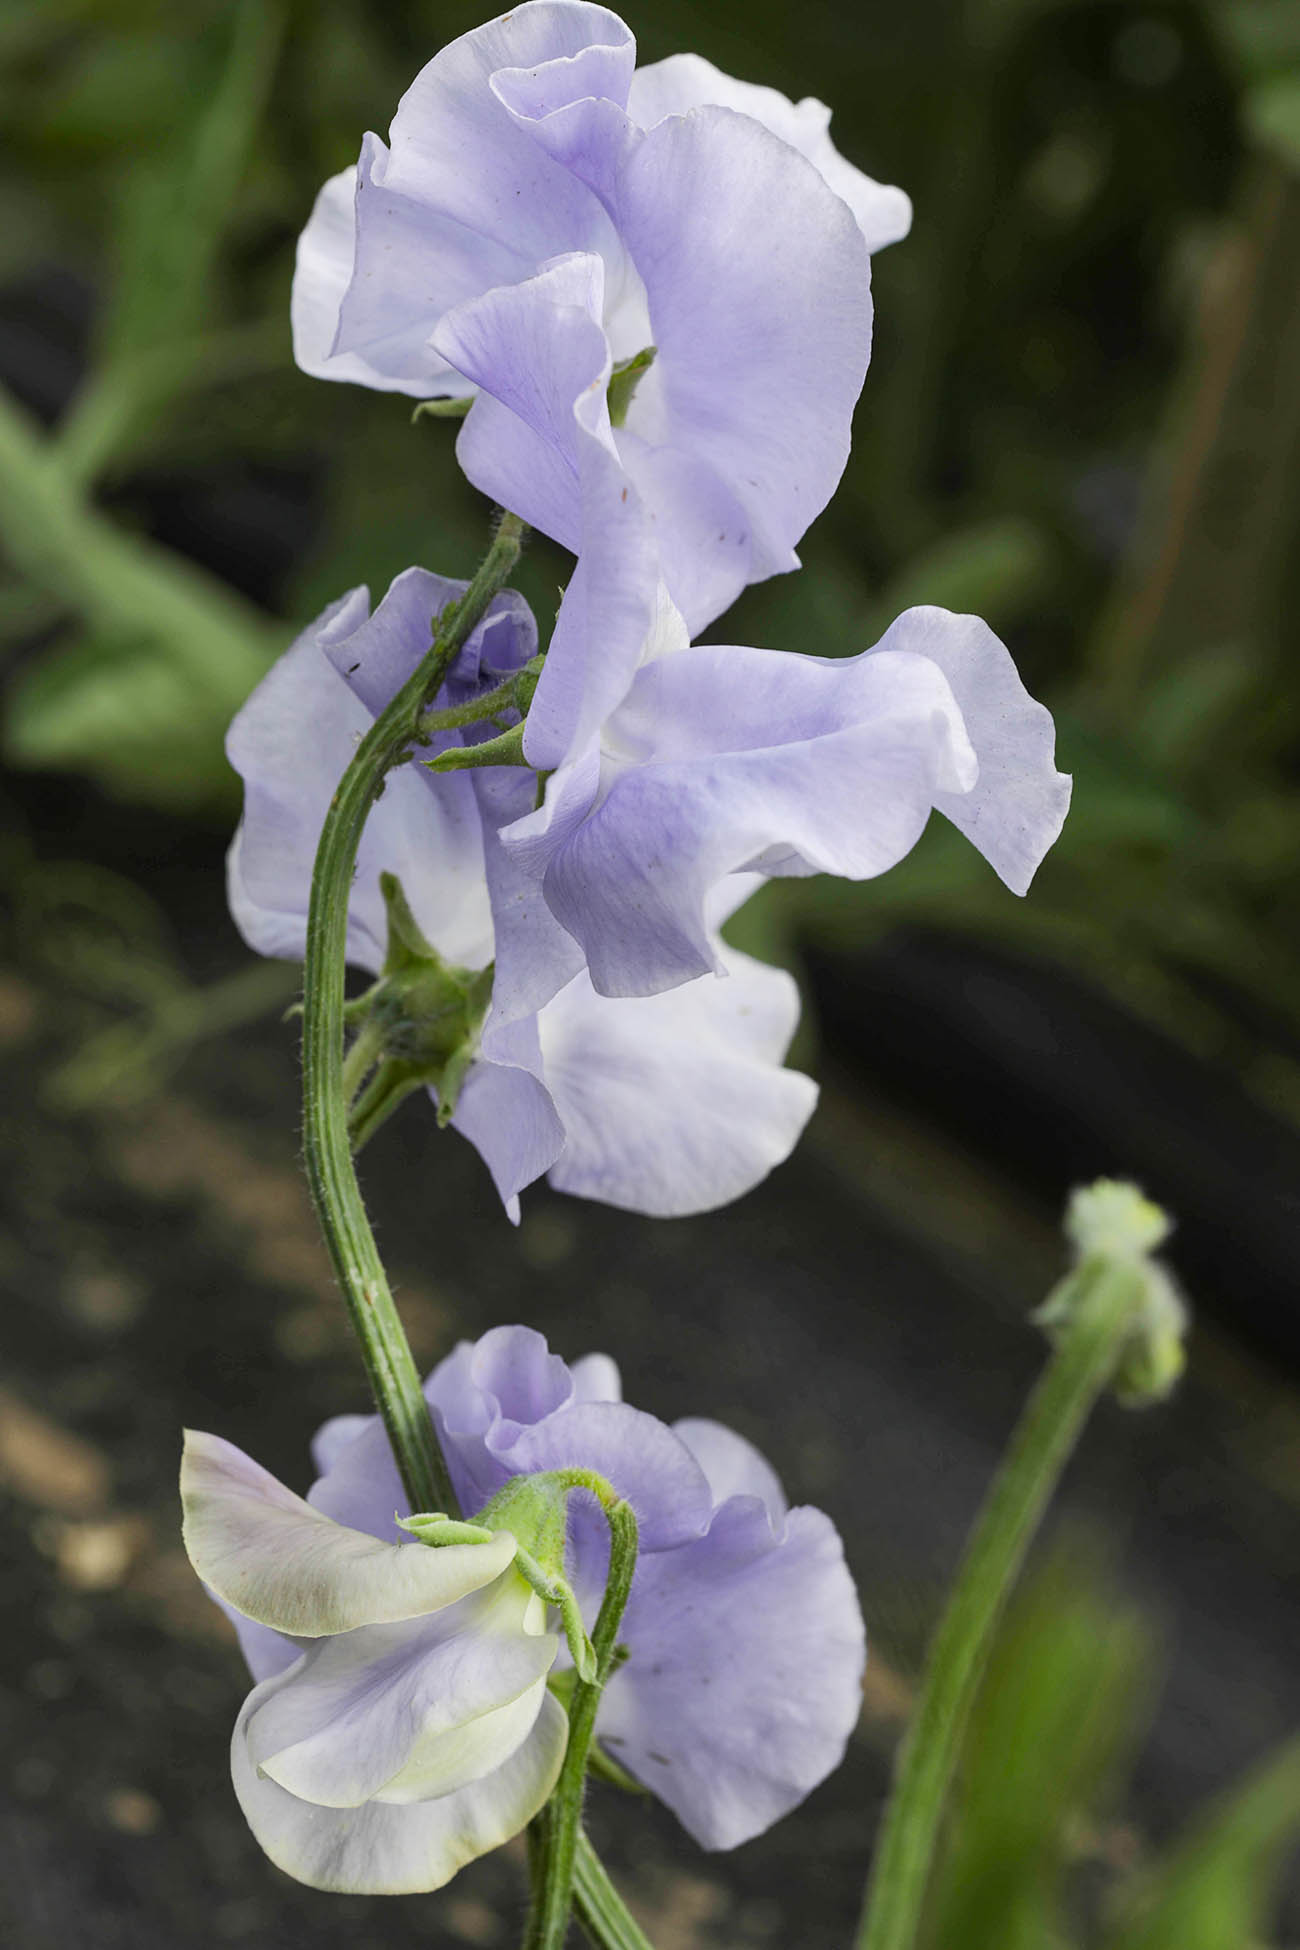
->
[6,630,238,809]
[864,515,1057,639]
[102,1,284,362]
[55,0,287,483]
[0,383,275,810]
[1245,74,1300,170]
[924,1549,1155,1950]
[1103,1735,1300,1950]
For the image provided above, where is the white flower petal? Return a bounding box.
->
[181,1430,516,1636]
[233,1678,568,1893]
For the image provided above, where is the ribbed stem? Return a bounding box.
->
[299,513,524,1514]
[855,1259,1146,1950]
[524,1497,640,1950]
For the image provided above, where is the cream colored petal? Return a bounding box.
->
[182,1429,515,1635]
[232,1675,569,1894]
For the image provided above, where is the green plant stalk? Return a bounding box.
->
[524,1496,640,1950]
[573,1833,655,1950]
[856,1259,1148,1950]
[300,512,524,1515]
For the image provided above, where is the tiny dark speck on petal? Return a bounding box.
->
[347,662,360,674]
[648,1753,672,1767]
[620,488,628,503]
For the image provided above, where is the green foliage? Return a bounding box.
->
[924,1551,1154,1950]
[923,1551,1300,1950]
[1103,1737,1300,1950]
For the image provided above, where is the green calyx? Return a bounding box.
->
[607,345,656,429]
[411,394,474,422]
[471,1469,629,1684]
[344,871,493,1147]
[420,654,545,774]
[1035,1178,1187,1406]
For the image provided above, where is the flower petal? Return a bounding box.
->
[435,256,661,770]
[232,1676,568,1893]
[447,1014,567,1223]
[247,1579,555,1807]
[626,54,911,252]
[672,1418,787,1521]
[291,165,472,396]
[501,1403,714,1552]
[528,642,976,995]
[597,1500,864,1848]
[307,1415,407,1543]
[601,104,873,620]
[182,1430,516,1635]
[875,607,1072,894]
[226,574,494,975]
[538,951,817,1214]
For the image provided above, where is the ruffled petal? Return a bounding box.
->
[873,607,1072,894]
[626,54,911,252]
[538,951,817,1214]
[435,256,661,770]
[448,1015,567,1224]
[599,104,873,621]
[307,1415,407,1543]
[672,1418,787,1521]
[571,1352,622,1403]
[597,1500,864,1849]
[246,1579,554,1807]
[226,576,494,975]
[527,642,976,995]
[499,1403,714,1552]
[181,1430,516,1635]
[232,1676,568,1893]
[291,166,472,396]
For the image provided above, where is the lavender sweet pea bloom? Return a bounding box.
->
[181,1428,567,1894]
[236,1325,867,1854]
[500,595,1073,997]
[292,2,909,766]
[226,569,816,1219]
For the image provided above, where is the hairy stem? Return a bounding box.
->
[300,512,524,1514]
[524,1497,640,1950]
[856,1259,1147,1950]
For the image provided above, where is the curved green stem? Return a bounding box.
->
[300,512,524,1515]
[525,1496,640,1950]
[856,1259,1147,1950]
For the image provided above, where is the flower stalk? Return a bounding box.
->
[856,1184,1180,1950]
[524,1486,640,1950]
[300,511,524,1516]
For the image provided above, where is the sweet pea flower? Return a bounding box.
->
[210,1325,866,1859]
[500,593,1073,998]
[180,1427,567,1893]
[292,1,910,766]
[226,567,816,1219]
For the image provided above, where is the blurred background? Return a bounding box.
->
[1,0,1298,1945]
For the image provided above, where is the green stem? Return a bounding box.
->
[347,1061,426,1155]
[573,1833,654,1950]
[524,1497,640,1950]
[300,512,524,1515]
[419,671,521,732]
[340,1013,387,1105]
[855,1259,1147,1950]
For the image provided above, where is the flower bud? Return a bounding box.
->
[1035,1178,1187,1409]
